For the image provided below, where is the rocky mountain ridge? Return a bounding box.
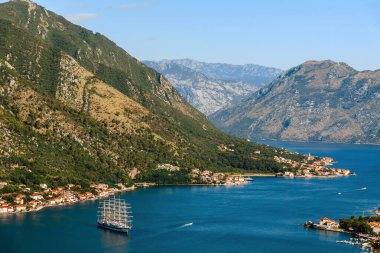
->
[144,59,281,115]
[210,60,380,144]
[160,59,282,84]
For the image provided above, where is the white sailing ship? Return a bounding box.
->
[97,196,132,233]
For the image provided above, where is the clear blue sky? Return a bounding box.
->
[3,0,380,70]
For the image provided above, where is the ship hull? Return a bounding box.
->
[97,222,130,234]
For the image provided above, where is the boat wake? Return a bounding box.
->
[178,222,193,228]
[337,187,367,195]
[133,222,195,242]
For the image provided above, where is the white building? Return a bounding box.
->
[319,217,339,229]
[40,183,48,190]
[0,205,8,213]
[370,222,380,234]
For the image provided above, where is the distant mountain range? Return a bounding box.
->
[210,60,380,144]
[144,59,281,115]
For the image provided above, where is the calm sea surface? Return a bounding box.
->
[1,141,379,253]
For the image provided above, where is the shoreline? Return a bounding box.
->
[304,209,380,251]
[228,173,354,179]
[283,174,354,179]
[253,138,380,147]
[304,223,377,250]
[227,173,276,177]
[0,181,251,215]
[1,173,355,216]
[0,186,137,216]
[144,182,249,187]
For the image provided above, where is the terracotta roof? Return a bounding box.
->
[320,217,338,223]
[369,221,380,228]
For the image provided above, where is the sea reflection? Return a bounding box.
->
[99,228,130,253]
[0,211,33,224]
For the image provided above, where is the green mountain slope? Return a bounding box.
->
[0,0,190,111]
[0,0,306,189]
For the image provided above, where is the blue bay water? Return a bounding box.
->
[0,141,379,253]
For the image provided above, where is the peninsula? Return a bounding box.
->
[304,211,380,251]
[274,154,352,178]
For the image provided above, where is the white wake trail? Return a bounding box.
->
[338,187,367,195]
[179,222,193,228]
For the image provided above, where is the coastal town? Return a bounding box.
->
[304,208,380,252]
[190,168,247,185]
[0,154,354,216]
[274,154,352,178]
[0,182,135,214]
[156,163,248,186]
[0,164,248,215]
[218,143,353,178]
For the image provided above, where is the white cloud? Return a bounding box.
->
[66,13,97,24]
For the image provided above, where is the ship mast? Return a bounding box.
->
[118,196,121,225]
[112,196,115,224]
[97,195,133,230]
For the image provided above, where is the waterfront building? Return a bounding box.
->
[319,217,339,229]
[369,221,380,234]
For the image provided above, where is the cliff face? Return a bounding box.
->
[144,59,281,115]
[210,60,380,144]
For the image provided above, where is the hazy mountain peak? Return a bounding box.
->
[145,59,281,115]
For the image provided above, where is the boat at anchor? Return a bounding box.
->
[97,196,132,233]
